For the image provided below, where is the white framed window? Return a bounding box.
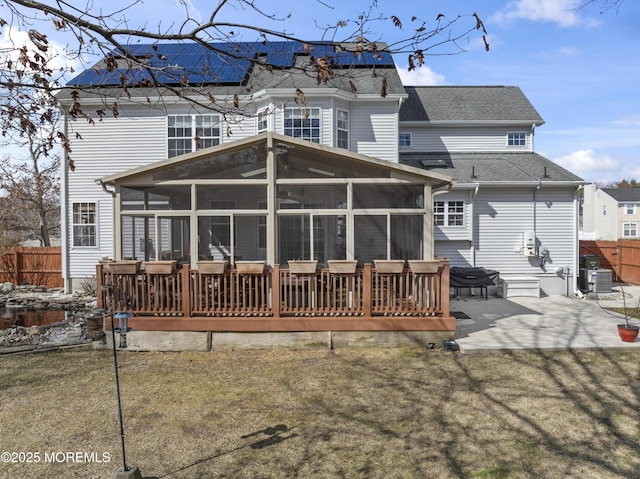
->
[602,205,607,216]
[434,200,464,226]
[337,109,349,149]
[72,202,97,247]
[283,107,320,143]
[168,114,220,158]
[399,132,412,147]
[623,222,638,238]
[257,110,268,134]
[507,132,526,146]
[624,203,636,215]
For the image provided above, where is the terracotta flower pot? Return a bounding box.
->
[617,324,639,343]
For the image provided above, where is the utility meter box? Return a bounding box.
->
[523,231,536,256]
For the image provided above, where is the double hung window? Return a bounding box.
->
[72,202,97,247]
[434,200,464,226]
[623,222,638,238]
[284,108,320,143]
[168,114,220,158]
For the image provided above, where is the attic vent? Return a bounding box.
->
[420,159,448,168]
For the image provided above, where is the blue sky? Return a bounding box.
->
[3,0,638,184]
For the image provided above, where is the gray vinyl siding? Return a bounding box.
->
[399,126,532,153]
[473,187,577,277]
[352,102,398,162]
[434,240,473,266]
[66,113,167,277]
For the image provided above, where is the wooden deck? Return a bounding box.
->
[96,263,454,332]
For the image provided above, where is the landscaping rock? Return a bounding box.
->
[1,286,101,352]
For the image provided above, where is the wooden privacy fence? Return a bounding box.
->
[0,246,63,288]
[579,240,640,285]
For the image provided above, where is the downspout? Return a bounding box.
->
[572,184,585,293]
[60,113,70,292]
[471,182,480,267]
[96,179,117,260]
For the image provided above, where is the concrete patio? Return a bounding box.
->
[454,283,640,352]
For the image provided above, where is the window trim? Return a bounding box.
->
[283,107,321,143]
[624,203,637,215]
[507,131,526,147]
[257,109,269,134]
[168,114,221,158]
[399,132,412,148]
[434,200,465,227]
[72,202,98,248]
[623,222,638,238]
[336,109,349,149]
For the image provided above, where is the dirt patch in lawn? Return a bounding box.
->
[1,348,639,478]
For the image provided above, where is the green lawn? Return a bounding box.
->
[1,347,639,478]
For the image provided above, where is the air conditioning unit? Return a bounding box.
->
[579,268,612,293]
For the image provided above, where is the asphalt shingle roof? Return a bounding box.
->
[602,188,640,202]
[400,152,584,184]
[400,86,544,124]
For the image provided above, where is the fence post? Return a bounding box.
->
[96,264,104,309]
[13,249,20,286]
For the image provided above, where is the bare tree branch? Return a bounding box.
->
[0,0,488,169]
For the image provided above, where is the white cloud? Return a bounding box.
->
[397,66,446,86]
[490,0,597,27]
[553,149,617,172]
[0,26,81,79]
[550,148,629,182]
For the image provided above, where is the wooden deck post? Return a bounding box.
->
[96,264,104,309]
[181,264,192,317]
[440,261,450,317]
[271,264,281,319]
[363,263,372,317]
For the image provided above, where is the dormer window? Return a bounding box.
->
[507,132,526,146]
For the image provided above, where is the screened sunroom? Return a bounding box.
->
[96,133,454,331]
[103,133,451,268]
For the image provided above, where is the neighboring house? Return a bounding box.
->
[582,185,640,240]
[57,41,584,305]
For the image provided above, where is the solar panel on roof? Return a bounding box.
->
[66,41,394,86]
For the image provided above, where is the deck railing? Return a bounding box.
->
[96,261,451,329]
